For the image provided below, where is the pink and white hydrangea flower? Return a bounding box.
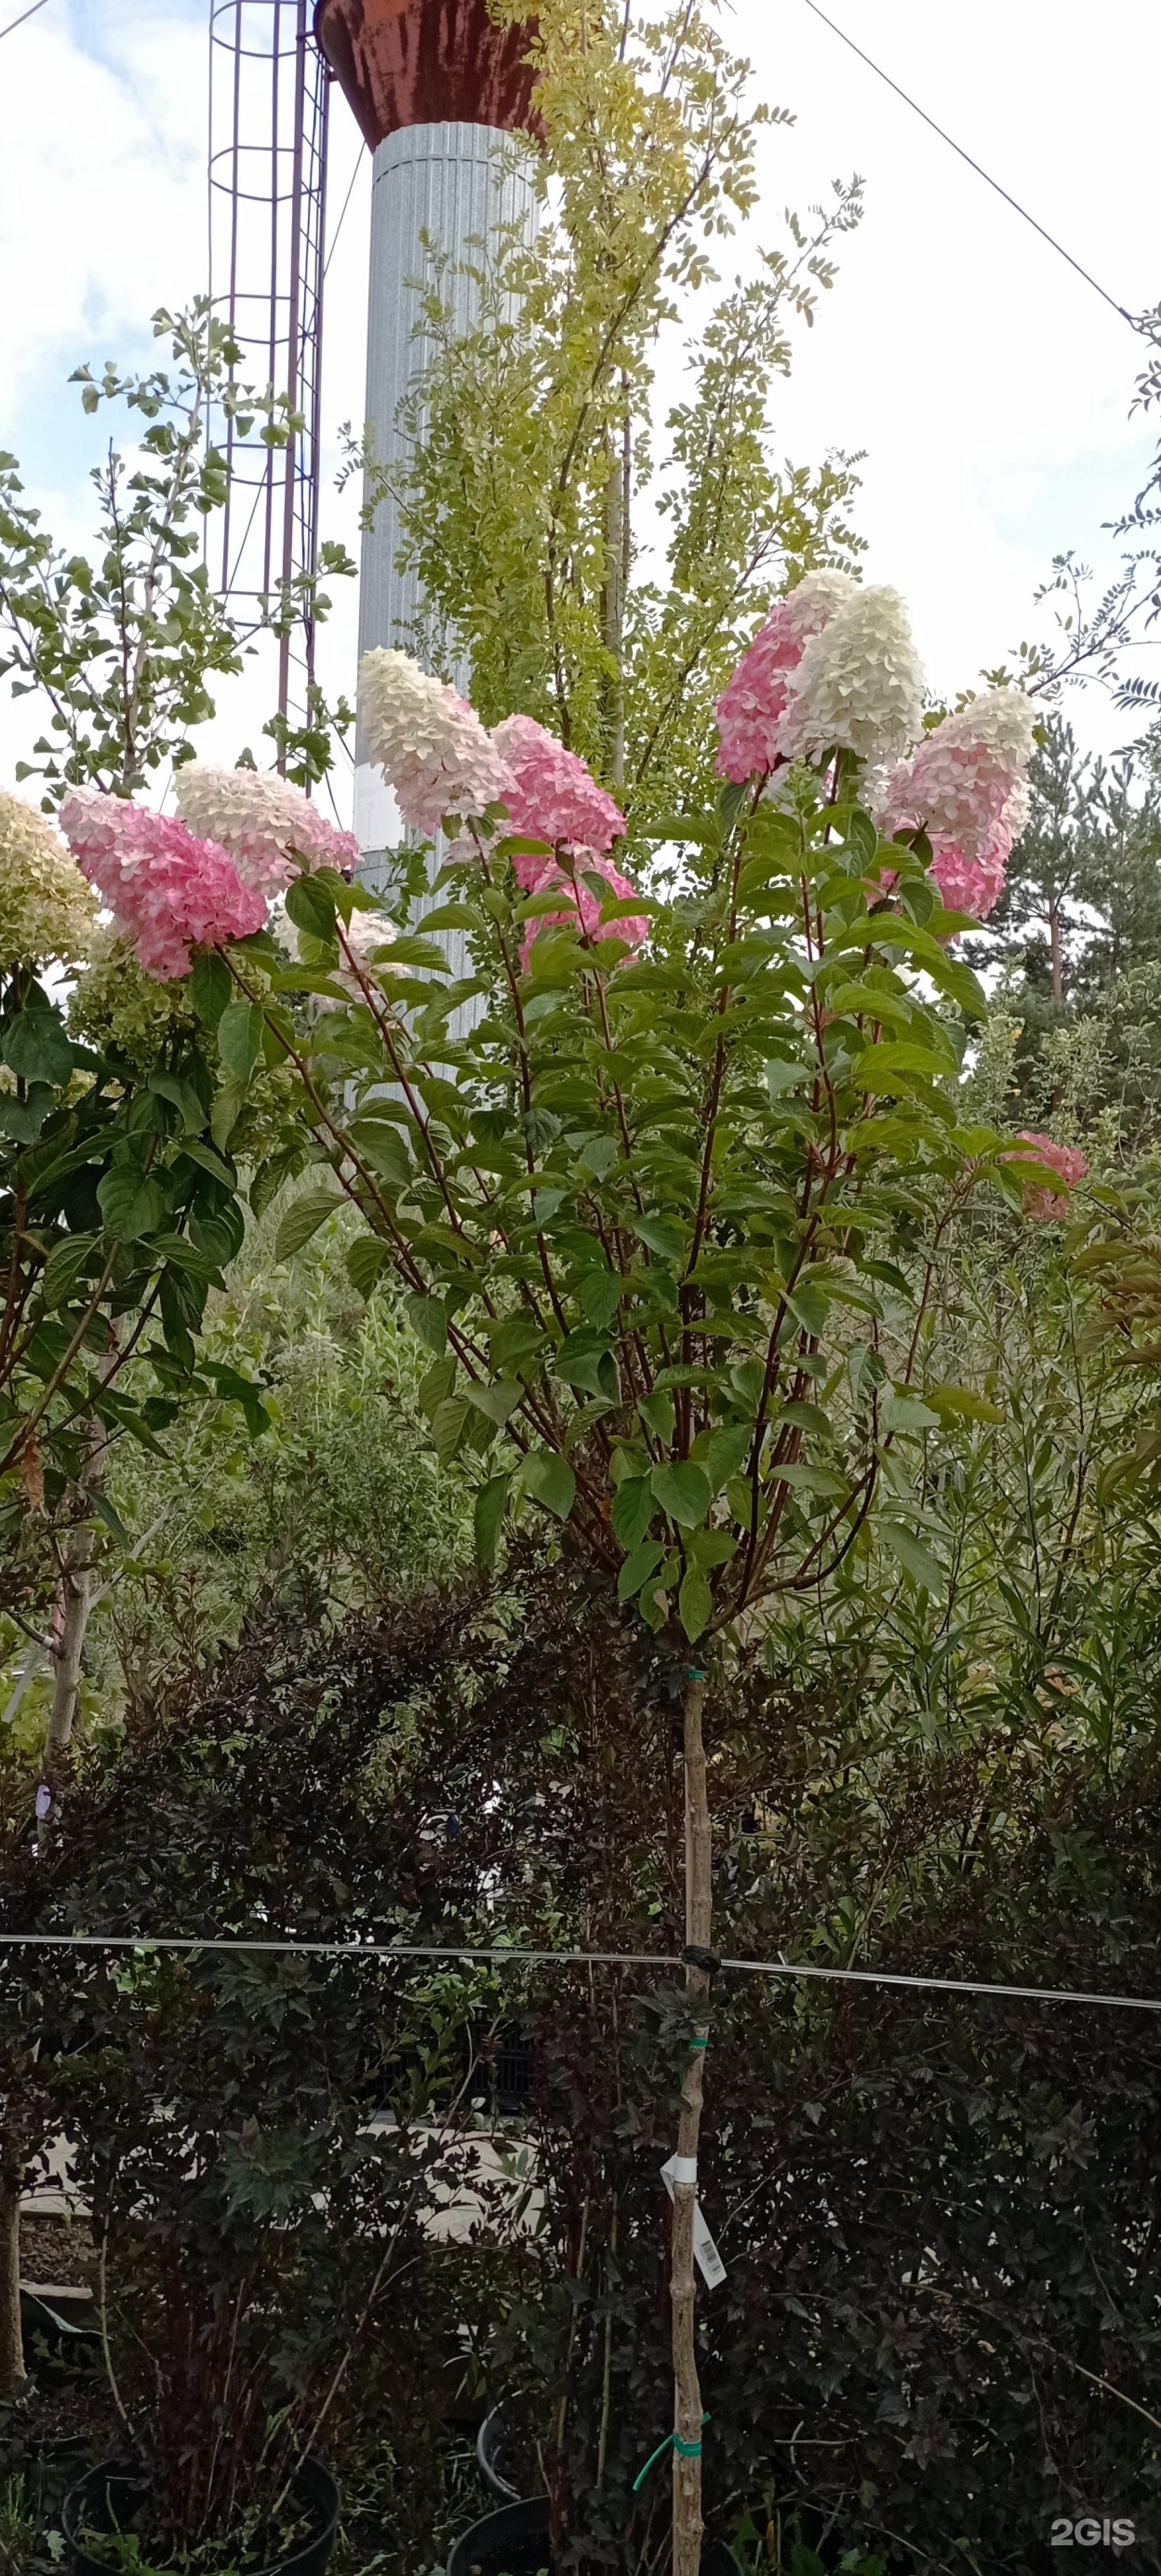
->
[714,570,858,783]
[490,715,626,878]
[60,787,265,981]
[358,649,515,837]
[879,687,1035,921]
[175,767,358,892]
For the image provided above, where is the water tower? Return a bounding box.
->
[314,0,540,889]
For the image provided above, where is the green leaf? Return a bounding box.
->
[488,1316,545,1370]
[769,1462,847,1496]
[0,1082,53,1144]
[379,932,449,971]
[634,1213,685,1265]
[880,1392,941,1434]
[217,1000,264,1086]
[84,1488,131,1545]
[179,1138,236,1187]
[576,1268,622,1331]
[96,1165,166,1243]
[703,1424,752,1491]
[418,1358,457,1417]
[784,1282,830,1338]
[39,1233,99,1309]
[430,1395,469,1465]
[474,1470,511,1566]
[923,1382,1005,1427]
[879,1521,944,1596]
[575,1134,618,1181]
[678,1566,713,1643]
[189,951,232,1025]
[346,1235,391,1297]
[250,1147,301,1220]
[274,1186,341,1262]
[524,1448,577,1519]
[285,872,338,941]
[555,1332,618,1399]
[849,1040,956,1091]
[611,1476,656,1550]
[618,1538,665,1601]
[766,1056,809,1097]
[651,1460,712,1528]
[210,1081,247,1151]
[347,1119,412,1187]
[404,1294,447,1355]
[3,1007,72,1086]
[202,1362,271,1436]
[464,1377,523,1426]
[148,1070,205,1134]
[421,903,477,932]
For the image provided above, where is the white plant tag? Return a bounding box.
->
[661,2153,727,2288]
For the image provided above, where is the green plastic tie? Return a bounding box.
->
[633,2416,711,2493]
[688,2034,709,2049]
[687,1667,707,1681]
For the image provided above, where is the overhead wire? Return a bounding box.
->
[324,141,367,279]
[0,0,48,34]
[1,1930,1161,2018]
[795,0,1138,331]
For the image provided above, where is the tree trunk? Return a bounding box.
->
[671,1669,711,2576]
[599,395,630,790]
[1048,884,1064,1006]
[38,1405,109,1843]
[0,2155,25,2400]
[44,1510,98,1770]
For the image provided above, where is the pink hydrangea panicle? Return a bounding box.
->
[926,820,1011,922]
[1015,1131,1088,1222]
[518,851,647,975]
[490,715,626,875]
[881,687,1034,920]
[60,786,266,981]
[714,570,858,783]
[358,649,515,836]
[176,767,358,892]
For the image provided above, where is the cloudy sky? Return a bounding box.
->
[1,0,1158,816]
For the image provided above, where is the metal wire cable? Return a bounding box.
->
[0,0,48,37]
[796,0,1138,330]
[1,1930,1160,2017]
[323,141,366,280]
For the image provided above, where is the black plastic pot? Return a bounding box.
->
[62,2455,340,2576]
[476,2408,521,2503]
[448,2496,738,2576]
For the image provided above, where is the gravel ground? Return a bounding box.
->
[20,2213,94,2288]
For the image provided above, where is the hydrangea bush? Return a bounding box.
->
[0,785,261,1535]
[62,573,1086,2573]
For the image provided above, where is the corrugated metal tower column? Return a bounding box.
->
[354,120,538,897]
[313,0,541,952]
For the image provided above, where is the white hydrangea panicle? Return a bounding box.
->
[334,905,401,1000]
[0,789,97,971]
[714,569,861,781]
[784,586,925,767]
[175,767,358,892]
[358,650,515,837]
